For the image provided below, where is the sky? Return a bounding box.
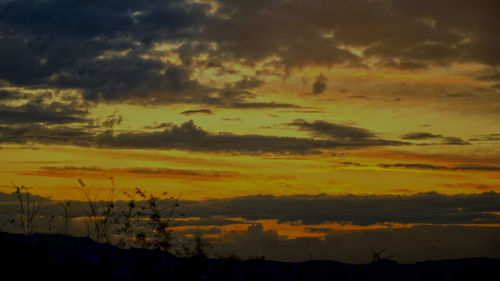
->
[0,0,500,262]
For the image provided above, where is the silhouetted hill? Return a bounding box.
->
[1,231,499,281]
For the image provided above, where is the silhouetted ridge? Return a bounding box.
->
[2,232,499,281]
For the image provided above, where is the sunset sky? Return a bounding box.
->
[1,0,499,262]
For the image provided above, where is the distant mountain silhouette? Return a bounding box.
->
[2,231,499,281]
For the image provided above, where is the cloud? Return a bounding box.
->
[224,102,301,109]
[402,132,443,140]
[312,74,328,95]
[441,136,470,145]
[0,89,27,101]
[144,122,175,130]
[1,0,498,107]
[0,95,89,125]
[3,191,500,227]
[180,109,214,116]
[95,121,338,154]
[0,0,497,119]
[0,123,94,146]
[70,61,214,104]
[209,0,500,69]
[176,217,249,227]
[0,120,405,154]
[100,113,123,128]
[0,1,215,105]
[437,183,500,191]
[469,133,500,142]
[288,119,406,147]
[290,119,376,140]
[402,132,470,145]
[22,166,241,181]
[176,192,500,226]
[475,67,500,82]
[378,163,500,172]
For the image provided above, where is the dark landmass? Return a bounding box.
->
[2,232,499,281]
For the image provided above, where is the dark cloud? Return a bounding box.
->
[1,0,498,107]
[475,67,500,82]
[441,136,470,145]
[143,122,175,130]
[67,60,214,104]
[336,161,365,167]
[402,132,470,145]
[0,90,89,125]
[4,190,500,223]
[312,74,327,95]
[172,192,500,226]
[0,101,88,125]
[0,120,406,154]
[0,123,94,146]
[210,0,500,69]
[176,217,249,227]
[196,77,289,108]
[100,113,123,128]
[402,132,443,140]
[290,119,375,140]
[469,133,500,142]
[29,166,240,180]
[3,190,500,227]
[437,183,500,191]
[0,89,25,101]
[288,119,407,147]
[0,0,217,105]
[230,77,264,90]
[378,163,500,172]
[95,120,341,154]
[225,102,301,109]
[180,109,214,116]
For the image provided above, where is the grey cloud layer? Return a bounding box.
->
[177,192,500,225]
[180,109,214,116]
[2,191,500,226]
[0,97,88,125]
[289,119,406,147]
[378,163,500,172]
[0,120,405,154]
[402,132,470,145]
[0,0,499,105]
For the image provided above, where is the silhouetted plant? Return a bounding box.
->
[46,214,55,233]
[78,178,116,243]
[116,187,143,248]
[134,188,181,251]
[58,199,72,235]
[176,232,210,259]
[370,248,394,263]
[13,185,44,234]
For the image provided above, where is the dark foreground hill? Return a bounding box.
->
[1,232,499,281]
